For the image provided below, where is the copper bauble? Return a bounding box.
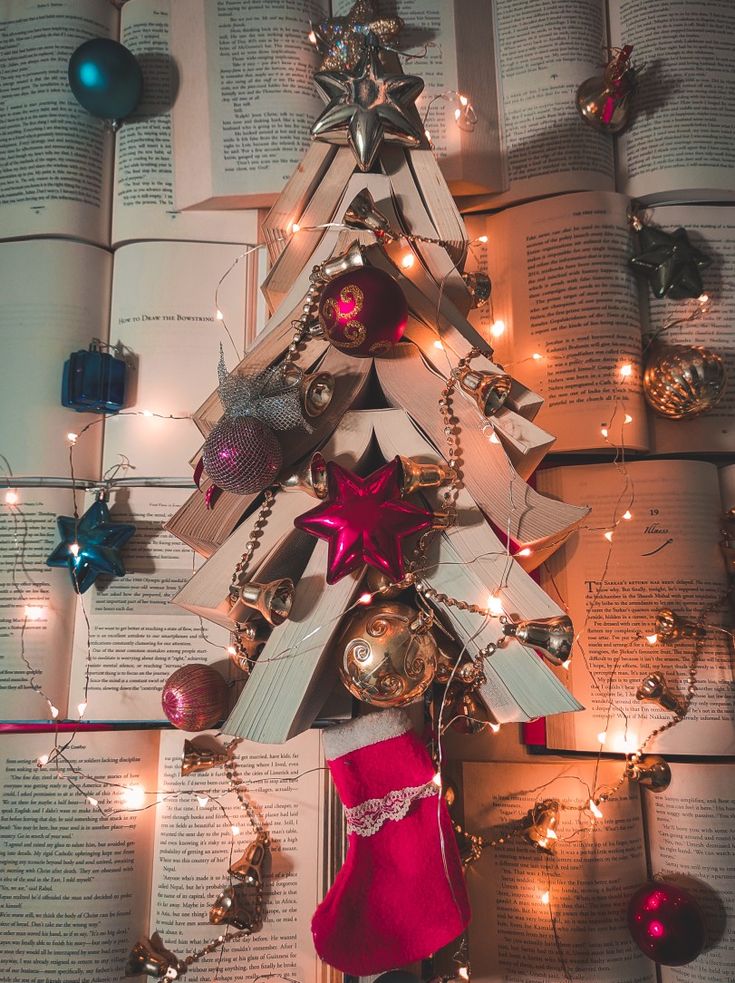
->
[202,415,282,495]
[335,601,438,707]
[318,267,407,358]
[161,664,229,731]
[643,345,726,420]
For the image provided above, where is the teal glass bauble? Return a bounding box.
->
[68,38,143,126]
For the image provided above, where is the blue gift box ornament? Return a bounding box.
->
[62,341,126,413]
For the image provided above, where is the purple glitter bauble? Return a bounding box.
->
[202,415,283,495]
[162,664,229,731]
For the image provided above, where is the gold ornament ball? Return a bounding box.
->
[335,601,438,708]
[643,344,726,420]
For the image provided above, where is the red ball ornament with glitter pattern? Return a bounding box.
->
[318,267,407,358]
[627,881,705,966]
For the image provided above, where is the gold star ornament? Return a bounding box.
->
[312,0,403,72]
[311,45,425,172]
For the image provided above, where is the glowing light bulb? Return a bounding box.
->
[604,530,614,543]
[69,542,80,557]
[77,701,87,718]
[516,547,532,557]
[24,606,44,621]
[541,891,550,905]
[424,129,432,141]
[454,107,461,121]
[431,772,443,787]
[487,594,504,617]
[561,658,572,671]
[624,413,633,424]
[477,235,488,244]
[357,592,372,606]
[433,340,444,350]
[401,253,415,270]
[308,30,317,44]
[67,432,78,444]
[646,633,658,645]
[458,968,469,982]
[531,352,543,361]
[4,490,18,505]
[699,293,709,304]
[488,431,500,444]
[546,827,558,841]
[600,427,609,438]
[589,799,604,819]
[490,319,506,338]
[620,363,633,379]
[215,309,224,320]
[87,796,99,808]
[48,703,60,720]
[597,731,607,745]
[231,825,241,836]
[459,94,469,107]
[227,645,237,656]
[142,409,154,417]
[291,222,301,234]
[197,795,209,808]
[489,722,501,734]
[122,785,146,809]
[37,754,50,767]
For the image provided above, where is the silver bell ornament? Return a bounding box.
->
[643,344,726,420]
[502,615,574,666]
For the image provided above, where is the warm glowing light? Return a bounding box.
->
[87,797,99,808]
[698,293,709,304]
[432,772,443,787]
[67,432,78,444]
[291,222,301,234]
[477,235,488,244]
[516,547,532,557]
[231,824,241,836]
[620,363,633,379]
[401,253,415,269]
[77,701,87,718]
[531,352,543,361]
[597,731,607,745]
[37,754,50,767]
[49,704,60,720]
[4,490,18,505]
[459,94,469,107]
[541,891,550,905]
[561,658,571,671]
[215,309,224,320]
[424,129,432,141]
[142,410,154,417]
[489,722,501,734]
[357,592,373,606]
[227,645,237,656]
[646,633,658,645]
[604,530,614,543]
[454,107,461,121]
[622,510,632,520]
[489,431,500,444]
[458,968,469,982]
[69,542,80,557]
[197,795,209,808]
[600,427,609,438]
[24,606,44,621]
[308,29,317,44]
[433,340,444,350]
[545,828,558,841]
[589,799,603,819]
[122,785,146,809]
[490,319,506,338]
[624,413,633,424]
[487,594,504,617]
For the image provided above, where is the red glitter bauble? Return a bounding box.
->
[202,415,282,495]
[162,664,229,731]
[318,267,407,358]
[627,882,705,966]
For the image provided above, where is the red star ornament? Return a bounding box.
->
[294,458,435,585]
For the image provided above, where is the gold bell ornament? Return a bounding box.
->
[335,601,439,707]
[209,883,261,932]
[397,455,457,497]
[125,932,184,978]
[344,188,395,239]
[228,577,295,627]
[229,830,269,884]
[279,452,329,499]
[445,683,492,735]
[643,345,726,420]
[654,608,706,642]
[181,737,235,777]
[576,44,636,132]
[636,671,686,715]
[502,615,574,666]
[228,619,270,674]
[455,364,512,418]
[281,365,336,418]
[626,754,672,793]
[524,798,561,853]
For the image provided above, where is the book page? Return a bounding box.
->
[0,0,116,244]
[611,0,735,202]
[0,730,157,982]
[463,759,654,982]
[150,728,331,982]
[538,460,735,755]
[102,240,251,479]
[68,487,229,722]
[0,488,79,721]
[484,0,614,206]
[468,191,649,452]
[113,0,259,246]
[640,205,735,455]
[0,239,111,480]
[645,763,735,982]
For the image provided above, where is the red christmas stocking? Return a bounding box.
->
[311,709,470,975]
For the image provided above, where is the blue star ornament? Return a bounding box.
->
[46,496,136,594]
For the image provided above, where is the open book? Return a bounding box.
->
[0,237,256,722]
[0,0,258,246]
[0,728,340,983]
[462,758,735,982]
[467,192,735,454]
[536,459,735,756]
[169,0,735,209]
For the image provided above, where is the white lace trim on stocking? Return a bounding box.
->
[344,780,438,837]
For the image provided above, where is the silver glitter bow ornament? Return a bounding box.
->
[216,346,313,434]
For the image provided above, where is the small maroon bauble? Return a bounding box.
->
[627,881,705,965]
[162,664,229,731]
[318,267,407,358]
[202,415,282,495]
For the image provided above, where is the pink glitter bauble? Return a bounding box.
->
[162,664,229,731]
[202,416,283,495]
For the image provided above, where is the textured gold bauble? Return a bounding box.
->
[643,344,726,419]
[335,601,438,707]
